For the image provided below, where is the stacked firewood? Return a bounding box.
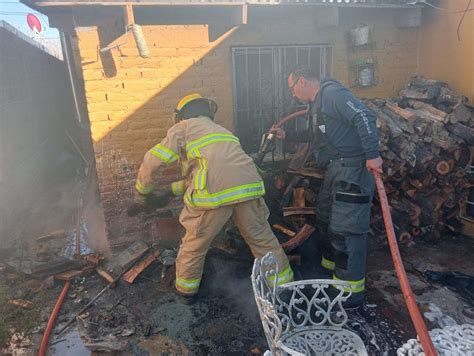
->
[366,76,473,243]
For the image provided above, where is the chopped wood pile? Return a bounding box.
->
[366,76,473,243]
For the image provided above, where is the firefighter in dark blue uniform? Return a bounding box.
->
[271,67,383,307]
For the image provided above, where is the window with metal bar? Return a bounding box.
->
[231,45,332,154]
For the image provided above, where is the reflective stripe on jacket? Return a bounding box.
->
[135,116,265,208]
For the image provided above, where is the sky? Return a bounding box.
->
[0,0,62,58]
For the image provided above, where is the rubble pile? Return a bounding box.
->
[366,76,473,243]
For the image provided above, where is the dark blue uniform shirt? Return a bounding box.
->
[286,78,380,161]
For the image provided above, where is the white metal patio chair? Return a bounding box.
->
[397,323,474,355]
[251,252,368,355]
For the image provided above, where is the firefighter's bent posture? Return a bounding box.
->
[133,93,293,302]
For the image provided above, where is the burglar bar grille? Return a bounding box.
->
[231,45,332,153]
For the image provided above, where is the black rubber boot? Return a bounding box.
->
[174,288,198,305]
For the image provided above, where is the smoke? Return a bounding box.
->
[82,172,111,257]
[206,252,261,322]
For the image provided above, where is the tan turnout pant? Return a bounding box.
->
[175,197,293,296]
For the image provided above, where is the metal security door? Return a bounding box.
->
[231,45,332,153]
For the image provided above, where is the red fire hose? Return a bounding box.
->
[274,108,309,128]
[374,172,437,355]
[38,281,71,356]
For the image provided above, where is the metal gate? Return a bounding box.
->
[231,45,332,153]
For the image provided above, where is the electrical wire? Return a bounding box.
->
[457,0,472,41]
[423,1,448,11]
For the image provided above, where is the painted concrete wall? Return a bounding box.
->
[0,22,76,245]
[418,0,474,103]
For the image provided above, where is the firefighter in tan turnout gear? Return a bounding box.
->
[132,93,293,303]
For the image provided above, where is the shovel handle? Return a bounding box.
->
[373,172,437,356]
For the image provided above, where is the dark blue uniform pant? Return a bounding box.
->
[316,157,374,303]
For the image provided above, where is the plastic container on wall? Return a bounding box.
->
[358,67,374,87]
[350,25,370,46]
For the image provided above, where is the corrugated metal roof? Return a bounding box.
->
[26,0,420,8]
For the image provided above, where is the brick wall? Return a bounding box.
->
[72,6,419,242]
[0,22,75,245]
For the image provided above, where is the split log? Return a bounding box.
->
[405,108,449,124]
[281,224,315,252]
[366,101,403,138]
[414,145,434,165]
[385,101,416,120]
[293,187,306,208]
[96,267,117,287]
[437,86,466,106]
[382,108,415,134]
[303,189,317,205]
[452,102,472,124]
[398,231,413,246]
[400,86,439,100]
[283,207,316,217]
[8,299,33,309]
[432,159,452,176]
[454,144,471,167]
[454,167,466,178]
[55,267,93,281]
[445,123,474,145]
[272,224,296,238]
[412,117,430,135]
[407,100,448,120]
[444,217,464,234]
[286,168,325,179]
[430,130,458,151]
[122,248,161,284]
[409,77,446,88]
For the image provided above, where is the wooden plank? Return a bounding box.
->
[272,224,296,238]
[281,224,315,252]
[116,240,150,269]
[407,100,448,119]
[96,267,117,287]
[385,101,416,120]
[54,268,91,281]
[122,249,161,284]
[8,299,33,309]
[286,168,324,179]
[283,207,316,217]
[293,187,306,208]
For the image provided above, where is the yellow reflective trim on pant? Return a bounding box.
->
[277,265,294,285]
[184,181,265,208]
[333,275,365,293]
[171,180,185,196]
[175,276,201,293]
[150,144,179,164]
[321,256,335,270]
[268,265,295,286]
[186,133,240,158]
[194,158,207,190]
[135,179,153,195]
